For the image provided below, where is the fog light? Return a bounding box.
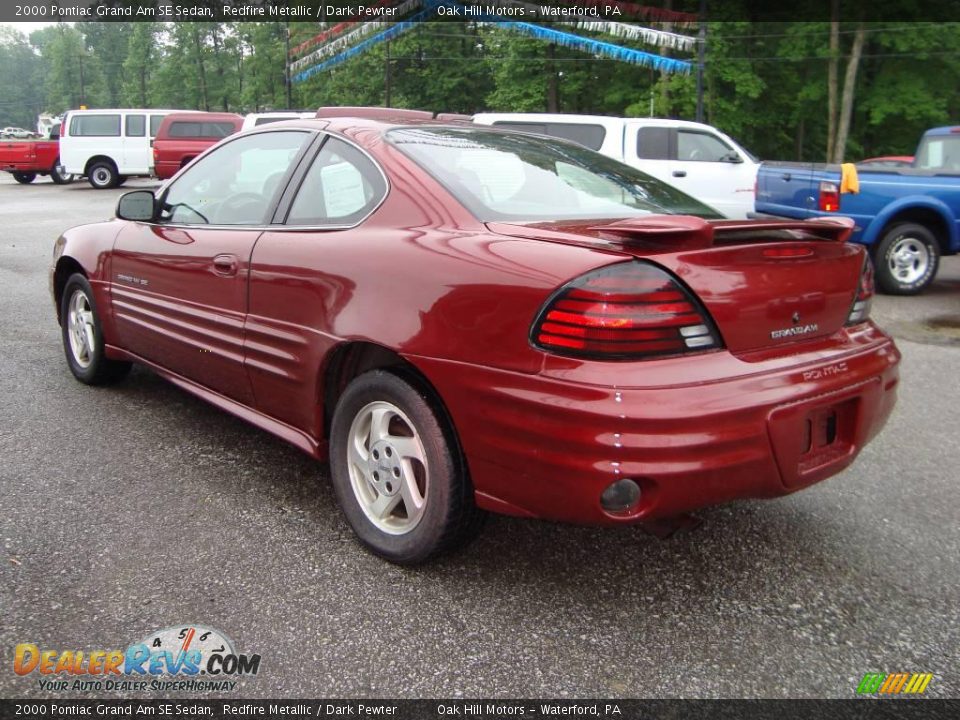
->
[600,478,641,513]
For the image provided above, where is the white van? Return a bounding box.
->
[472,113,759,219]
[60,108,198,188]
[241,112,315,130]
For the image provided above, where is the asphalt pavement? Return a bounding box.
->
[0,172,957,699]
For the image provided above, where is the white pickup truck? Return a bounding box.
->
[472,113,759,219]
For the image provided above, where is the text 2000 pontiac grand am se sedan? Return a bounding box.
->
[51,108,900,564]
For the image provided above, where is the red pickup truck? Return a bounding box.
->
[0,124,73,184]
[152,112,242,180]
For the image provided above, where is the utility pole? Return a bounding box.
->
[284,22,292,109]
[385,40,392,108]
[695,0,706,123]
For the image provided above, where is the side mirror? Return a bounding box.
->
[721,151,744,164]
[116,190,157,222]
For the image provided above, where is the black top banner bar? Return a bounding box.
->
[2,0,960,23]
[3,699,960,720]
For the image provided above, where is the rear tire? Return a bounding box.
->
[87,161,118,189]
[115,175,128,187]
[61,274,131,385]
[329,369,485,565]
[12,171,36,184]
[874,223,940,295]
[50,161,74,185]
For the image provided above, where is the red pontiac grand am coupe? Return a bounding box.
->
[51,108,900,564]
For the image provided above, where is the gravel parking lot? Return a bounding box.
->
[1,172,957,699]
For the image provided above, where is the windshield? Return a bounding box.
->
[387,127,723,222]
[914,134,960,172]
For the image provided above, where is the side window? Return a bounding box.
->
[126,114,146,137]
[492,122,548,136]
[205,122,236,138]
[490,122,605,150]
[149,115,165,137]
[169,122,202,138]
[546,123,606,151]
[69,115,121,137]
[160,131,308,226]
[677,131,734,162]
[636,127,671,160]
[286,137,386,226]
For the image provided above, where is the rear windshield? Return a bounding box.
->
[388,127,721,222]
[914,134,960,172]
[168,121,237,139]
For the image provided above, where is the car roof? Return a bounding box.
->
[473,112,725,133]
[240,114,475,136]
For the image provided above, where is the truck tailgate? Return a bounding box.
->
[755,161,831,218]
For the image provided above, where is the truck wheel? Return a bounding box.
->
[874,223,940,295]
[87,161,118,189]
[50,162,74,185]
[115,175,128,187]
[12,172,36,184]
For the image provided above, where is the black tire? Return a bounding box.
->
[50,161,74,185]
[115,175,128,187]
[329,369,485,565]
[12,171,36,184]
[60,274,131,385]
[87,161,118,189]
[874,223,940,295]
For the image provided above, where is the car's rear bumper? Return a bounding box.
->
[154,161,178,180]
[410,323,900,524]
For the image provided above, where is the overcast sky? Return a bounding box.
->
[1,21,59,36]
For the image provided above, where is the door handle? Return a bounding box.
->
[212,254,239,276]
[782,173,792,181]
[672,170,687,178]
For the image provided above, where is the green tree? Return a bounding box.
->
[0,26,43,128]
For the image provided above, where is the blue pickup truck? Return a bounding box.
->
[755,126,960,294]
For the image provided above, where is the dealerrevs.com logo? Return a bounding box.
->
[13,625,261,693]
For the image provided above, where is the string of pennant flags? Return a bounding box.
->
[290,0,697,84]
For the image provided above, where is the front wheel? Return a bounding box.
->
[87,161,118,189]
[61,274,131,385]
[329,370,484,564]
[874,223,940,295]
[12,171,36,184]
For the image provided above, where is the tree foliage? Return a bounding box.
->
[0,19,957,160]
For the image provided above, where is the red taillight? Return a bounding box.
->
[819,181,840,212]
[153,146,159,162]
[846,253,874,325]
[531,262,722,360]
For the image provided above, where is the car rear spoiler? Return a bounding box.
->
[588,215,856,249]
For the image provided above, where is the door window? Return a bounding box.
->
[285,137,387,226]
[677,130,735,162]
[125,115,146,137]
[159,131,309,226]
[149,115,166,137]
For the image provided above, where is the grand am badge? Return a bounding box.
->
[771,323,819,339]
